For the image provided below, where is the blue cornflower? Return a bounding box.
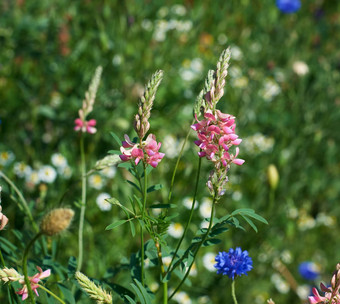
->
[276,0,301,14]
[298,262,320,280]
[214,247,253,280]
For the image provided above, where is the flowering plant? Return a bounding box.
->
[0,49,268,304]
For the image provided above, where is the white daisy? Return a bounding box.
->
[202,252,216,272]
[25,170,40,185]
[96,193,111,211]
[162,256,172,268]
[199,198,212,218]
[14,162,32,178]
[88,174,105,190]
[168,223,184,238]
[173,291,191,304]
[51,153,68,168]
[38,165,57,183]
[293,61,309,76]
[0,151,15,166]
[101,166,117,178]
[58,166,72,179]
[182,197,198,210]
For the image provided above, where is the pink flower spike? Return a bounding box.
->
[308,288,328,304]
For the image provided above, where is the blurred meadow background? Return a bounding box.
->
[1,0,340,303]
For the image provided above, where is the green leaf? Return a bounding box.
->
[118,162,133,170]
[240,215,258,232]
[129,220,136,237]
[203,238,222,246]
[110,131,122,147]
[141,166,153,177]
[131,279,153,304]
[147,184,162,193]
[106,219,128,230]
[67,256,77,278]
[125,295,136,304]
[58,284,75,304]
[127,180,141,192]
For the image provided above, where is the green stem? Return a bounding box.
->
[167,120,194,205]
[22,232,42,304]
[166,156,202,274]
[0,171,39,233]
[77,135,87,272]
[231,280,238,304]
[169,197,216,300]
[0,247,5,267]
[140,164,148,286]
[37,284,65,304]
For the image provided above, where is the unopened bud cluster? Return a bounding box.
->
[75,271,112,304]
[134,70,163,140]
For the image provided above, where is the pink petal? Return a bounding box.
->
[231,139,242,145]
[233,158,245,166]
[87,119,96,127]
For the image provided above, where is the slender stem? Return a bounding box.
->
[169,197,216,300]
[0,171,39,233]
[166,156,202,274]
[231,280,238,304]
[77,135,87,272]
[37,284,65,304]
[22,232,42,304]
[155,241,167,304]
[167,120,194,204]
[140,164,148,286]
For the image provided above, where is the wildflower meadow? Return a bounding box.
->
[1,1,340,303]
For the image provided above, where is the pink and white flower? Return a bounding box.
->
[119,134,164,168]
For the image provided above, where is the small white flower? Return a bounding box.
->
[271,274,290,294]
[173,291,192,304]
[176,20,192,32]
[187,262,197,277]
[51,153,68,168]
[162,135,180,159]
[293,61,309,76]
[198,296,210,304]
[149,282,159,293]
[162,256,172,268]
[260,79,281,102]
[202,252,216,272]
[88,174,105,190]
[230,46,243,61]
[297,285,311,299]
[199,198,212,218]
[141,19,153,31]
[153,28,166,42]
[179,68,196,82]
[316,212,336,227]
[171,4,186,16]
[38,165,57,184]
[168,223,184,238]
[25,170,40,185]
[96,193,111,211]
[200,220,209,229]
[58,166,72,179]
[182,197,198,210]
[190,58,203,73]
[0,151,15,166]
[298,213,316,231]
[280,250,292,264]
[157,7,169,18]
[112,55,122,66]
[232,191,242,201]
[232,76,249,89]
[14,162,32,178]
[101,166,117,178]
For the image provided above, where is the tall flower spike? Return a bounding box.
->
[134,70,163,140]
[74,66,102,134]
[75,271,112,304]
